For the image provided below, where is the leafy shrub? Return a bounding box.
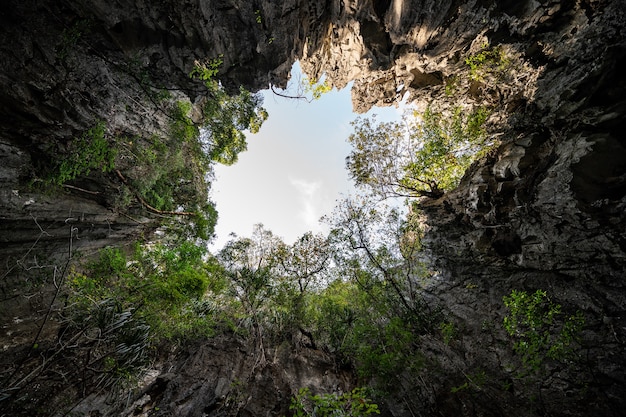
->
[170,100,200,143]
[465,44,511,82]
[189,57,223,83]
[87,246,128,279]
[67,243,221,343]
[290,387,380,417]
[347,315,416,381]
[47,121,116,185]
[440,321,456,345]
[503,289,585,374]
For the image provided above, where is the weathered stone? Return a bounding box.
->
[1,0,625,416]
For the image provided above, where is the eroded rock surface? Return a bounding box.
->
[1,0,625,416]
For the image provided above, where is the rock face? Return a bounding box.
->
[68,337,353,417]
[1,0,625,416]
[301,2,626,416]
[0,0,335,265]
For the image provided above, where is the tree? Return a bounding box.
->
[274,232,332,294]
[217,224,284,364]
[270,232,333,348]
[325,196,431,324]
[218,224,282,271]
[191,61,268,166]
[346,106,491,199]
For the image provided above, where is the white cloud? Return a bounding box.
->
[289,177,325,233]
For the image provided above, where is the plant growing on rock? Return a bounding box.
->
[111,57,267,241]
[56,18,92,60]
[46,121,116,186]
[190,58,268,165]
[503,289,585,374]
[67,242,221,342]
[290,387,380,417]
[465,44,511,82]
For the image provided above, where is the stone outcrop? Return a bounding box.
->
[1,0,625,416]
[68,337,352,417]
[0,0,325,370]
[298,2,626,416]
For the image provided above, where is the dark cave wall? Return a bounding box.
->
[0,0,625,416]
[416,13,626,416]
[0,0,330,279]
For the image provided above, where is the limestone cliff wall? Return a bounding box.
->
[1,0,625,416]
[301,1,626,415]
[0,0,329,262]
[0,1,327,414]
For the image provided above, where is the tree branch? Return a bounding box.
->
[115,170,196,216]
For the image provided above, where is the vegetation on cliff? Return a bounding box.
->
[1,0,624,416]
[33,58,267,243]
[2,45,590,417]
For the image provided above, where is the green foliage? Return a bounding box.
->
[201,86,268,165]
[170,100,200,143]
[210,219,428,387]
[308,279,424,385]
[255,9,263,24]
[47,121,116,186]
[57,19,91,60]
[402,105,491,194]
[440,321,456,345]
[346,105,492,199]
[65,253,152,386]
[215,225,289,339]
[503,290,585,374]
[303,198,437,387]
[189,59,269,165]
[326,197,432,320]
[109,57,267,242]
[189,57,223,84]
[349,315,417,381]
[465,44,511,82]
[67,242,223,343]
[117,101,218,240]
[303,76,332,100]
[274,231,331,294]
[187,205,219,241]
[444,76,458,96]
[290,387,380,417]
[91,246,127,274]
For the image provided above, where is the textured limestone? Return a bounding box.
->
[1,0,625,416]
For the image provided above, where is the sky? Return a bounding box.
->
[208,62,405,250]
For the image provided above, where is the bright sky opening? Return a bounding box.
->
[209,62,406,250]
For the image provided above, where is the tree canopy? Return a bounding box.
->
[346,105,491,199]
